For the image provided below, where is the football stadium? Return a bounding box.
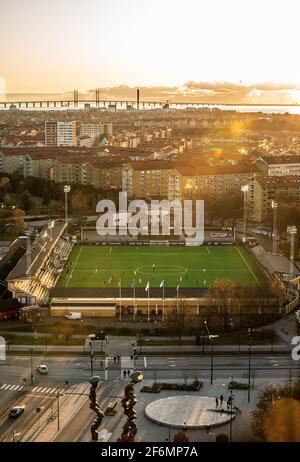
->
[57,244,264,289]
[5,220,270,319]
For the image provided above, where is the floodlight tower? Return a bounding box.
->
[241,185,249,243]
[271,200,278,254]
[64,185,71,228]
[287,225,297,297]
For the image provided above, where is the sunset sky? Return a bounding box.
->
[1,0,300,103]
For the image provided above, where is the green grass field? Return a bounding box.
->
[57,245,265,289]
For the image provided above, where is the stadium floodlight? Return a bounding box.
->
[241,185,249,243]
[271,201,278,254]
[64,185,71,227]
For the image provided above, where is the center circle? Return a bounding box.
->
[145,396,235,429]
[136,265,188,277]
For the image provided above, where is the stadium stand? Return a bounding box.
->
[6,222,72,304]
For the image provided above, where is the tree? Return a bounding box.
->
[13,208,25,235]
[271,279,286,313]
[208,278,236,331]
[20,191,32,211]
[165,300,192,344]
[0,177,11,200]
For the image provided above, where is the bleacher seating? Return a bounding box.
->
[10,236,73,304]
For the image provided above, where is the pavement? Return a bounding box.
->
[0,350,299,442]
[36,376,299,443]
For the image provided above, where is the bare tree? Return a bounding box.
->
[165,299,192,344]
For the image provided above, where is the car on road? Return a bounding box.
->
[36,364,48,374]
[9,406,25,418]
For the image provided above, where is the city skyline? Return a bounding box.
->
[2,0,300,103]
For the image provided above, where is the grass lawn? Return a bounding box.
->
[57,244,265,289]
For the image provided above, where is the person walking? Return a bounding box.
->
[220,395,224,407]
[127,369,130,377]
[227,396,231,410]
[123,370,126,379]
[216,398,219,407]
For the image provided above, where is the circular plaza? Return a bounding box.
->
[145,396,235,429]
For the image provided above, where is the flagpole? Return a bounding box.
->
[133,280,136,323]
[176,284,179,314]
[147,286,150,323]
[119,278,122,322]
[162,283,165,322]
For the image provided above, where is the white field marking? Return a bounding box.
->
[206,247,211,255]
[67,267,251,273]
[204,280,206,285]
[109,247,112,255]
[144,357,147,368]
[66,246,83,287]
[235,247,260,285]
[0,384,7,389]
[95,269,98,274]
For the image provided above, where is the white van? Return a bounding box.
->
[65,312,82,320]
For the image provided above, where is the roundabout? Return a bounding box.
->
[145,396,235,429]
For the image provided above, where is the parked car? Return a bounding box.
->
[36,364,48,374]
[9,406,25,418]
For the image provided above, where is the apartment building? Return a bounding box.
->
[45,121,77,147]
[248,175,300,222]
[256,155,300,176]
[89,162,124,190]
[122,162,259,200]
[122,162,181,200]
[177,163,259,196]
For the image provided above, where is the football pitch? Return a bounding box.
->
[57,245,265,289]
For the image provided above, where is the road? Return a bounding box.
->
[0,353,299,441]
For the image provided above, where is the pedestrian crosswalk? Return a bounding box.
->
[0,383,62,395]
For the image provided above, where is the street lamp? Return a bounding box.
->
[241,185,249,243]
[247,328,254,403]
[202,329,205,354]
[229,376,234,442]
[204,320,214,385]
[271,201,278,254]
[287,225,297,300]
[64,185,71,227]
[29,348,34,386]
[89,340,94,377]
